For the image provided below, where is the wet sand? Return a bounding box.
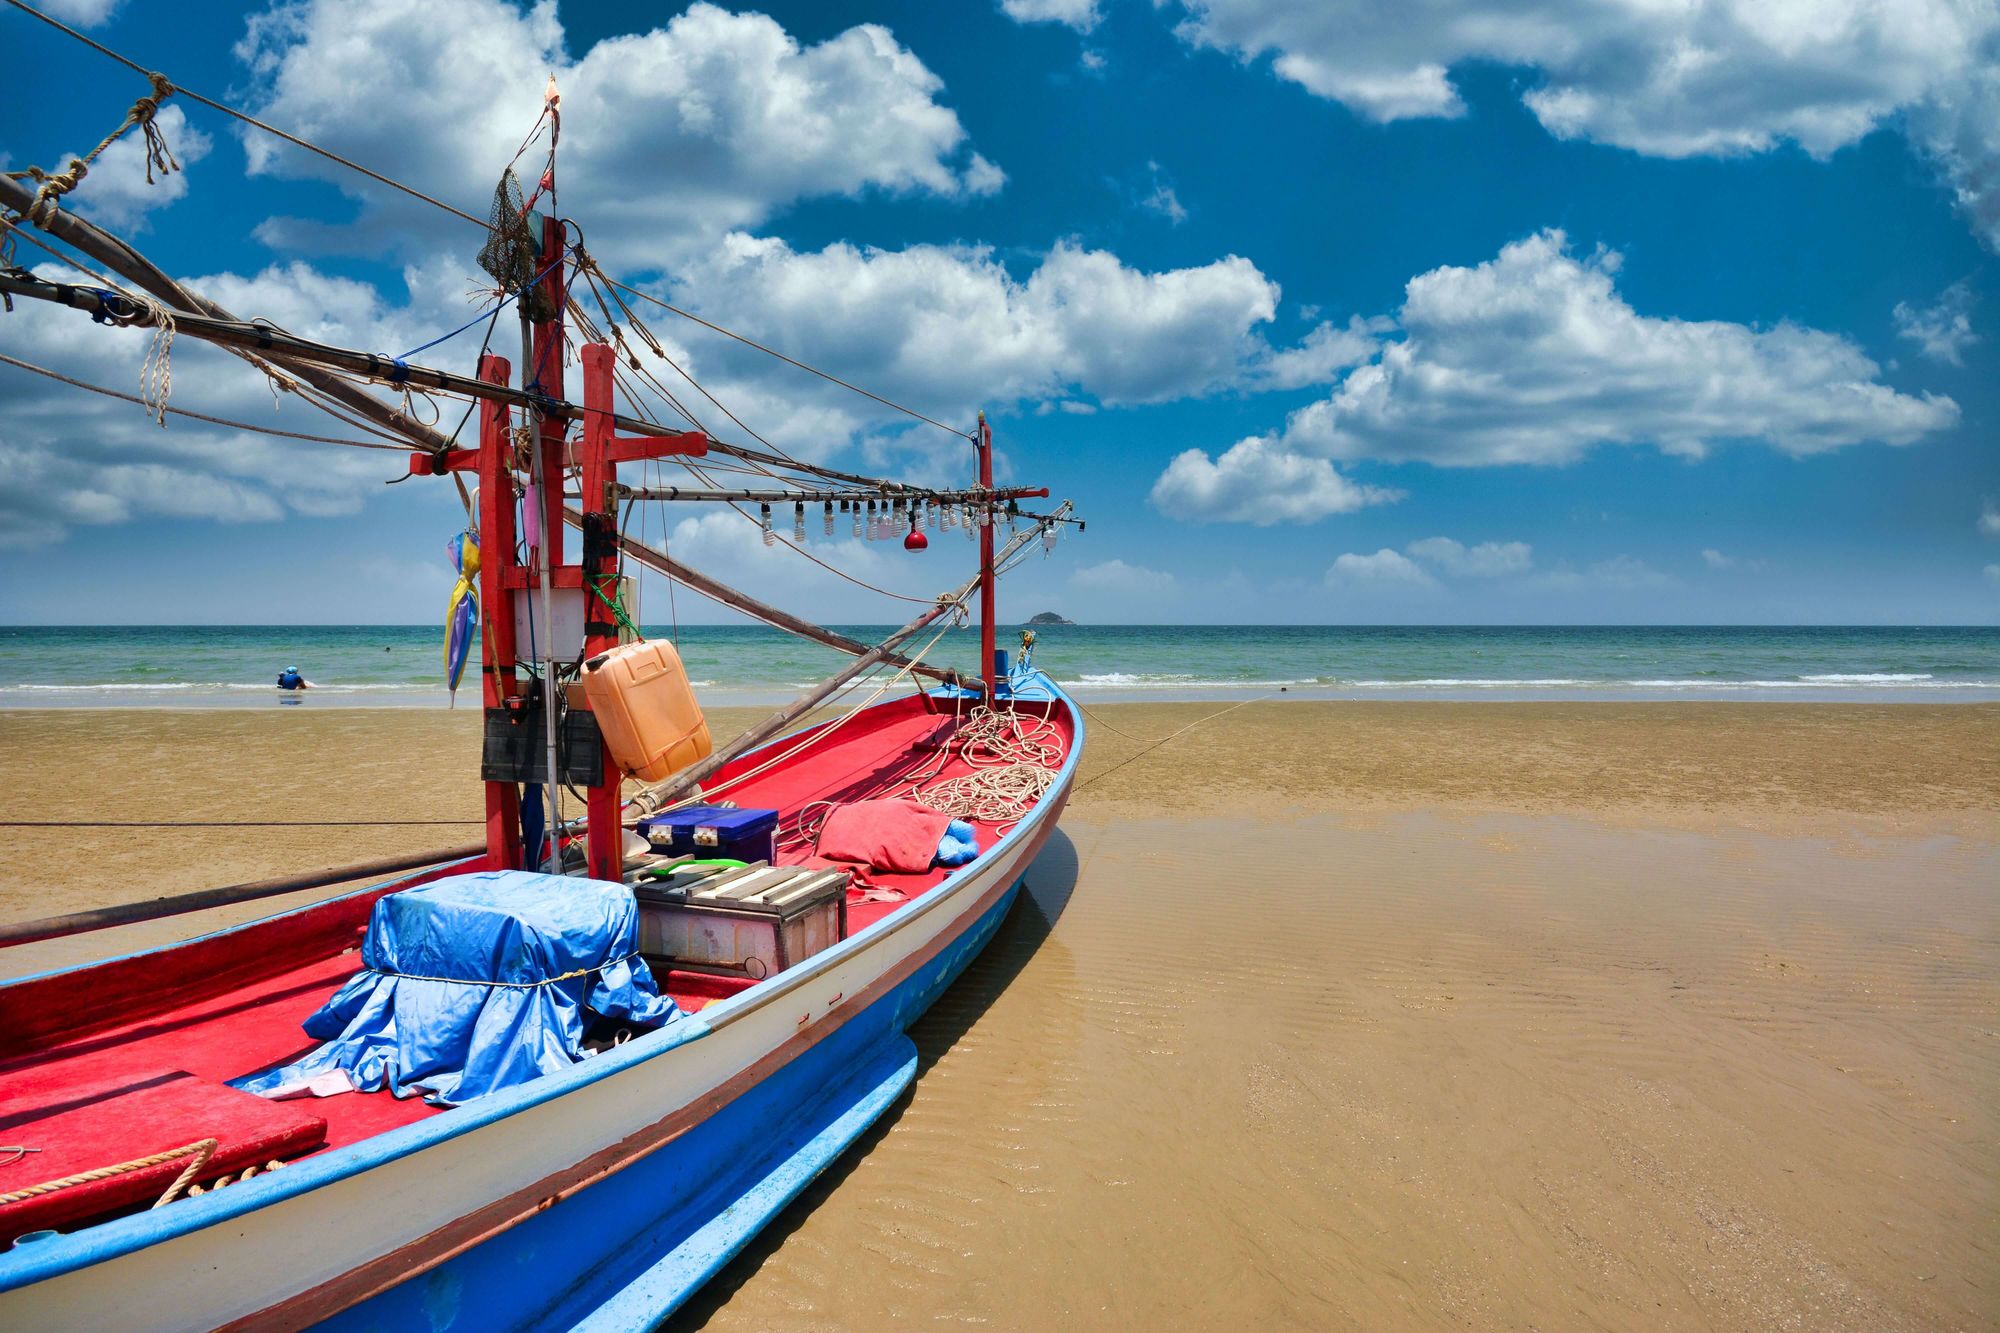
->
[1,703,1995,1327]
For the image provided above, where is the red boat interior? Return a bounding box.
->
[0,690,1071,1244]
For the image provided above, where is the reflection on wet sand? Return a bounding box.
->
[679,812,1996,1331]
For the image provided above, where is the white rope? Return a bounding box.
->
[132,291,174,425]
[905,705,1067,828]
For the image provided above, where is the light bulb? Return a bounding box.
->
[823,501,834,536]
[760,503,774,547]
[793,502,807,543]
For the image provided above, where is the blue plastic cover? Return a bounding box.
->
[234,870,680,1106]
[935,819,979,867]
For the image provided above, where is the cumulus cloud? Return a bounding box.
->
[1701,548,1736,569]
[1893,281,1980,366]
[1150,436,1402,525]
[236,0,1002,265]
[1168,0,2000,251]
[1001,0,1101,32]
[1406,536,1532,576]
[1980,500,2000,538]
[1255,316,1387,390]
[669,235,1284,428]
[1275,230,1957,467]
[1985,563,2000,584]
[1325,548,1433,586]
[1906,56,2000,252]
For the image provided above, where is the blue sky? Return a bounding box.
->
[1,0,1996,624]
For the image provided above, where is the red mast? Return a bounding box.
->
[413,215,704,877]
[977,411,997,698]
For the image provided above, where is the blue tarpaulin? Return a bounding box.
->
[235,870,680,1106]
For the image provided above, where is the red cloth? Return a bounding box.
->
[0,1065,327,1241]
[816,799,951,874]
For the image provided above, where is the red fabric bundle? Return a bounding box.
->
[816,799,951,873]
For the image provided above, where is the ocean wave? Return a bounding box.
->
[1797,672,1932,683]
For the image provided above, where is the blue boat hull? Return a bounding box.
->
[321,878,1025,1332]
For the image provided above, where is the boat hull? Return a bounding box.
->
[0,682,1078,1332]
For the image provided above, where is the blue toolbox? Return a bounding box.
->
[634,804,780,863]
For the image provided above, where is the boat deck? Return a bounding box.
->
[0,691,1066,1242]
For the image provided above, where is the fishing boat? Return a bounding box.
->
[0,48,1083,1331]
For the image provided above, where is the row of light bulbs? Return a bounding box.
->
[758,497,1028,547]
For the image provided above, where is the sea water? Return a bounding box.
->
[1,624,1995,707]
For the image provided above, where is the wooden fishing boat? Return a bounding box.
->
[0,677,1081,1329]
[0,53,1085,1330]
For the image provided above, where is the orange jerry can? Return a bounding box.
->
[580,640,713,781]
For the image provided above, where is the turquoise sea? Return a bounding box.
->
[1,624,1996,707]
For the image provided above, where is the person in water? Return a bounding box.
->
[276,666,314,691]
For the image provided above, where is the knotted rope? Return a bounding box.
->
[0,1136,217,1212]
[5,71,180,226]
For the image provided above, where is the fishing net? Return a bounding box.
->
[477,169,556,323]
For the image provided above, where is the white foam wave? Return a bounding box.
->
[1797,672,1932,683]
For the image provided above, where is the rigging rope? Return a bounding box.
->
[0,351,419,451]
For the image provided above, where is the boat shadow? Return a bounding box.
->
[663,826,1080,1329]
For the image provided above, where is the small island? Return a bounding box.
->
[1025,611,1075,626]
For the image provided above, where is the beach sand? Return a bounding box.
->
[1,702,1995,1327]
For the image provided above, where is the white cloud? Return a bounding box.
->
[36,0,119,25]
[1325,548,1433,586]
[1276,230,1957,467]
[1080,49,1108,73]
[54,105,213,231]
[1150,436,1402,525]
[1138,161,1189,225]
[1406,536,1532,576]
[1701,548,1736,569]
[1893,281,1980,366]
[1000,0,1101,33]
[1980,500,2000,538]
[236,0,1002,265]
[1169,1,2000,251]
[1256,316,1387,390]
[1070,558,1176,598]
[1985,563,2000,584]
[670,234,1285,425]
[1906,57,2000,252]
